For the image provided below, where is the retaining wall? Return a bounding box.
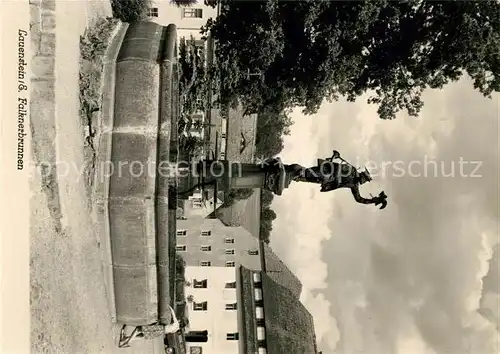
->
[99,21,178,325]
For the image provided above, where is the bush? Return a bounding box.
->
[229,188,254,200]
[111,0,152,23]
[80,17,118,61]
[223,188,254,207]
[79,17,119,122]
[179,36,208,115]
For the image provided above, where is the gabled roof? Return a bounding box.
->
[239,266,317,354]
[261,272,317,354]
[262,243,302,298]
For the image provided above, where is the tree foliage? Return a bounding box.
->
[255,107,293,158]
[261,189,274,208]
[180,136,205,156]
[229,188,254,201]
[259,189,278,244]
[207,0,500,119]
[179,36,208,115]
[171,0,197,7]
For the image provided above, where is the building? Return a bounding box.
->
[239,266,319,354]
[176,218,262,269]
[181,188,225,219]
[147,1,219,40]
[176,219,319,354]
[176,218,262,353]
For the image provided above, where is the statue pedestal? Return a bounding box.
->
[196,159,292,196]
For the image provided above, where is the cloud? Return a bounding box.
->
[270,108,341,350]
[269,77,499,354]
[321,78,499,354]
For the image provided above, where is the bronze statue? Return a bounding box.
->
[182,150,388,210]
[266,150,388,209]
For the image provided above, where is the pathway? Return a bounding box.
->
[30,1,164,353]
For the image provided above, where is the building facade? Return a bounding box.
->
[176,218,261,269]
[175,217,322,354]
[176,218,263,353]
[147,1,219,39]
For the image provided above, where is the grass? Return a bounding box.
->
[79,16,119,196]
[210,103,261,236]
[79,17,118,119]
[110,0,152,23]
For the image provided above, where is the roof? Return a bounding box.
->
[239,266,318,354]
[262,243,302,298]
[261,272,318,354]
[240,267,258,354]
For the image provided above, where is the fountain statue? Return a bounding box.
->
[192,150,388,209]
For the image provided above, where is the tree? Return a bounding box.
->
[204,0,218,8]
[261,189,274,208]
[259,219,273,244]
[261,207,277,221]
[179,36,208,115]
[255,107,293,158]
[171,0,197,7]
[192,120,215,132]
[207,0,500,119]
[181,136,205,155]
[229,188,255,201]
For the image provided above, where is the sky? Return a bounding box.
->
[269,77,499,354]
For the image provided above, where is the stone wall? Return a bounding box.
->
[106,22,178,325]
[29,0,63,230]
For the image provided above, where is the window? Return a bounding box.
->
[256,307,264,319]
[147,7,158,17]
[225,249,235,255]
[193,279,207,289]
[226,332,239,341]
[200,245,212,252]
[193,301,208,311]
[257,327,266,341]
[225,303,237,310]
[182,8,203,18]
[224,238,234,244]
[201,230,211,236]
[225,261,235,267]
[190,347,203,354]
[176,245,187,252]
[248,249,259,256]
[225,281,237,289]
[200,261,211,267]
[177,230,187,236]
